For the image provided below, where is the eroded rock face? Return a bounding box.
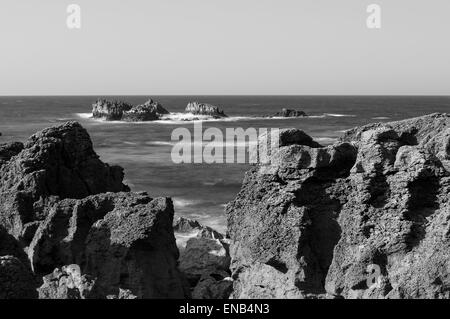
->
[0,121,129,241]
[0,122,187,299]
[84,196,187,298]
[227,113,450,299]
[30,192,187,298]
[185,102,227,118]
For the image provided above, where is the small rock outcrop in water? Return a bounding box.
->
[92,99,169,121]
[227,113,450,299]
[92,99,133,120]
[0,122,187,299]
[271,108,307,118]
[185,102,227,118]
[174,217,233,299]
[122,99,170,122]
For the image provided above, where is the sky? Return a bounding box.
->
[0,0,449,95]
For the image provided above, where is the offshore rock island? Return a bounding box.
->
[0,113,449,299]
[91,99,228,122]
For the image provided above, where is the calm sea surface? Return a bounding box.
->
[1,96,449,232]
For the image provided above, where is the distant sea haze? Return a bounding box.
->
[1,95,449,232]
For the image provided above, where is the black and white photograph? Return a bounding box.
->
[0,0,449,310]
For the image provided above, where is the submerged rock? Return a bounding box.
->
[227,113,450,299]
[185,102,227,118]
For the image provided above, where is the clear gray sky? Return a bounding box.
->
[0,0,449,95]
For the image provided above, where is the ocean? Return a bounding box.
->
[0,95,449,233]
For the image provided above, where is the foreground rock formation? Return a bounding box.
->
[174,217,233,299]
[227,113,450,299]
[0,122,187,298]
[185,102,228,118]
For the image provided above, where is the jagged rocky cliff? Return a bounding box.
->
[0,122,187,298]
[227,113,450,299]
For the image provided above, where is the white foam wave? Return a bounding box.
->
[75,113,93,119]
[315,137,338,144]
[372,116,391,120]
[173,198,202,207]
[324,113,356,118]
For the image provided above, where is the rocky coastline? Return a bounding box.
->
[1,113,449,299]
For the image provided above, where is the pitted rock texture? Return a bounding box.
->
[0,122,187,299]
[227,113,450,299]
[31,193,187,299]
[38,264,96,299]
[0,121,129,240]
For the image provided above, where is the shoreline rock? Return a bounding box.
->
[227,113,450,299]
[0,122,188,299]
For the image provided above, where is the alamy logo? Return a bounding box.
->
[366,4,381,29]
[67,4,81,29]
[171,123,280,164]
[366,264,382,289]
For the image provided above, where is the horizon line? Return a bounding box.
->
[1,94,450,97]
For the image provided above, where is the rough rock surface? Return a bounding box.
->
[227,113,450,299]
[185,102,227,118]
[32,193,187,299]
[0,142,24,167]
[174,217,232,299]
[272,108,307,118]
[0,122,187,299]
[0,255,37,299]
[84,196,186,298]
[0,121,129,241]
[38,264,96,299]
[92,99,133,120]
